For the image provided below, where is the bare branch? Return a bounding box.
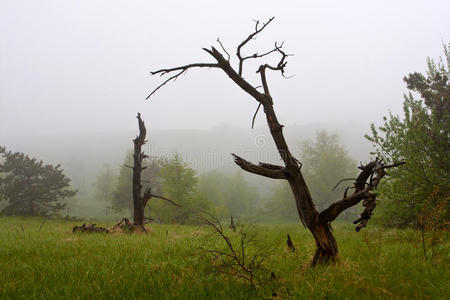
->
[241,46,279,62]
[319,161,405,229]
[216,38,231,62]
[151,194,181,207]
[232,154,287,179]
[201,215,268,287]
[252,42,294,97]
[257,42,292,78]
[147,63,220,99]
[237,17,275,76]
[331,178,357,191]
[251,103,262,129]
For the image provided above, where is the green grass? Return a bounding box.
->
[0,217,448,299]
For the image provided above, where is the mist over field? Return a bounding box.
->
[0,122,371,218]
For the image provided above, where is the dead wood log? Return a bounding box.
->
[72,223,110,233]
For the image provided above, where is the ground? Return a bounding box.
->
[0,217,448,299]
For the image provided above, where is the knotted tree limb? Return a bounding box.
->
[319,161,405,230]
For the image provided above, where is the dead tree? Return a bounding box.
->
[132,113,179,227]
[147,18,404,265]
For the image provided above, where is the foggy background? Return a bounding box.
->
[1,1,449,217]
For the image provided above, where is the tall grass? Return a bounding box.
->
[0,217,448,299]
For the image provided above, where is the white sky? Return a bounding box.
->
[1,0,449,137]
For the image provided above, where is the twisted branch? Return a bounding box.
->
[319,161,405,230]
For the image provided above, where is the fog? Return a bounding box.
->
[1,1,449,217]
[2,1,449,134]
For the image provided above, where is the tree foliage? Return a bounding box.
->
[94,164,116,205]
[264,181,297,221]
[0,147,77,216]
[196,170,259,218]
[111,150,133,213]
[301,131,357,215]
[366,44,450,226]
[151,154,211,224]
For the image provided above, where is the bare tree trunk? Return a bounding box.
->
[131,113,179,227]
[311,223,338,265]
[263,103,338,264]
[132,113,148,226]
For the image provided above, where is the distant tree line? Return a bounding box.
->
[1,45,447,230]
[91,130,357,224]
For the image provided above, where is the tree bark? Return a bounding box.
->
[310,222,338,265]
[132,113,148,226]
[263,101,338,264]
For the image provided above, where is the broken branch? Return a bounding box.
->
[232,154,287,179]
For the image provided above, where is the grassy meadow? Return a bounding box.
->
[0,217,448,299]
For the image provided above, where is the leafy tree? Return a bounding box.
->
[196,170,260,218]
[111,150,133,213]
[196,170,230,218]
[94,164,117,204]
[225,171,259,217]
[264,131,357,220]
[264,181,297,221]
[151,154,210,224]
[301,131,357,217]
[366,44,450,227]
[0,147,77,216]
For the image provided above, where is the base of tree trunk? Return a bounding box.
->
[310,223,338,266]
[312,247,338,266]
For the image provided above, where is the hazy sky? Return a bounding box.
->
[1,0,449,137]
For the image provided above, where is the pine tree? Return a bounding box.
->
[0,147,77,216]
